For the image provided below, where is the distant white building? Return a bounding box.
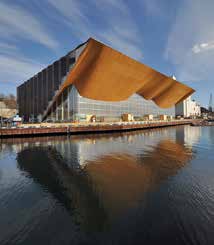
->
[175,96,201,118]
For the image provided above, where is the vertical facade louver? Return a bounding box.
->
[17,46,77,122]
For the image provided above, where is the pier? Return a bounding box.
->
[0,120,193,138]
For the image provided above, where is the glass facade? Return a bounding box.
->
[46,85,175,122]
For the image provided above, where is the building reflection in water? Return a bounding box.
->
[184,126,201,146]
[1,126,195,232]
[176,125,201,147]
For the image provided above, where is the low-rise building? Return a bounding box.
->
[159,114,168,121]
[144,114,154,121]
[175,96,201,118]
[167,115,173,121]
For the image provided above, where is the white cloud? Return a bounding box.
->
[99,30,142,60]
[0,53,46,85]
[0,42,45,90]
[92,0,129,16]
[0,1,58,50]
[201,43,209,48]
[192,41,214,54]
[47,0,87,24]
[0,42,21,57]
[47,0,91,39]
[192,45,201,54]
[47,0,143,60]
[165,0,214,82]
[0,43,18,51]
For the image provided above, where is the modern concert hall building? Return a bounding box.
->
[17,38,194,122]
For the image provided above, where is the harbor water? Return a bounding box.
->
[0,125,214,245]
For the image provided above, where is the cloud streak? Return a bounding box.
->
[141,0,163,17]
[0,42,20,56]
[47,0,143,60]
[0,1,58,50]
[0,1,57,89]
[0,52,46,85]
[192,41,214,54]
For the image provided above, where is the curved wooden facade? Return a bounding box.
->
[60,38,194,109]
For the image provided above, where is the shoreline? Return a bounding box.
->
[0,120,193,138]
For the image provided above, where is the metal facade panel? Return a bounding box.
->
[42,69,47,112]
[38,72,42,114]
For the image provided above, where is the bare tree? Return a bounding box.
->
[0,93,16,109]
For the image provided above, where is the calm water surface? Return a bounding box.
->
[0,125,214,245]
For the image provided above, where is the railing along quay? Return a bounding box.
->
[0,120,193,138]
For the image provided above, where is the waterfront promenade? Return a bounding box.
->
[0,120,193,138]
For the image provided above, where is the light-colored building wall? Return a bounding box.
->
[175,96,201,118]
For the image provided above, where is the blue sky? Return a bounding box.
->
[0,0,213,107]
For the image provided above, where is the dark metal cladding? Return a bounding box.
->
[42,69,47,113]
[38,72,42,115]
[16,49,76,122]
[53,61,60,91]
[47,65,52,102]
[60,56,67,78]
[16,41,85,122]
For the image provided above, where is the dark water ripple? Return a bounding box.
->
[0,125,214,245]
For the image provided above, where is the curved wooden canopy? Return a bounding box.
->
[51,38,195,114]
